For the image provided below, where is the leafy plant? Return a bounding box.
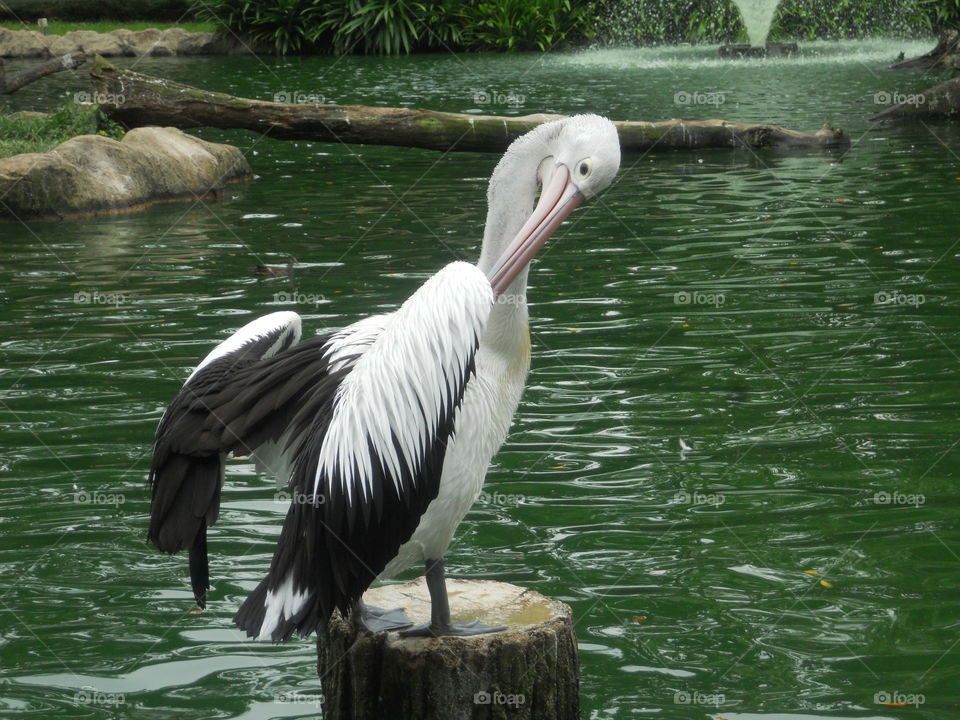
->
[191,0,330,55]
[459,0,598,51]
[0,101,124,159]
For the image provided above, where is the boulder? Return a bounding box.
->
[118,28,164,57]
[174,31,224,55]
[0,27,262,57]
[0,28,49,58]
[155,28,191,56]
[50,30,123,57]
[0,127,252,221]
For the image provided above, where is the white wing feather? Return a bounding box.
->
[313,261,494,504]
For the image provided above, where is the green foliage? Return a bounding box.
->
[189,0,595,55]
[0,101,125,159]
[922,0,960,30]
[318,0,459,55]
[458,0,599,51]
[191,0,330,55]
[595,0,936,45]
[773,0,930,40]
[0,0,192,22]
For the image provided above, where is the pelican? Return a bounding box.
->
[147,114,621,640]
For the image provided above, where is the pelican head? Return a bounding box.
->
[481,114,621,298]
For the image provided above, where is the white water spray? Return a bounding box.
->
[732,0,781,47]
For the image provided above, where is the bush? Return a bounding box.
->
[190,0,596,54]
[0,0,192,22]
[0,101,124,159]
[191,0,331,55]
[458,0,599,51]
[594,0,935,45]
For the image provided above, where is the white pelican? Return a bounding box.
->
[147,114,621,640]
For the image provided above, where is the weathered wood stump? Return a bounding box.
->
[887,30,960,70]
[317,579,579,720]
[868,75,960,123]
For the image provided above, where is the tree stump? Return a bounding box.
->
[887,30,960,70]
[316,579,579,720]
[867,75,960,123]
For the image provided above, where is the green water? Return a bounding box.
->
[2,39,960,719]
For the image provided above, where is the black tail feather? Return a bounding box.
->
[233,577,269,639]
[189,521,209,609]
[233,574,323,643]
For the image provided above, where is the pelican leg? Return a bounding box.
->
[351,600,413,633]
[399,557,507,637]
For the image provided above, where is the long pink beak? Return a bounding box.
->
[486,162,584,298]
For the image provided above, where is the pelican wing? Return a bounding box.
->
[233,261,494,641]
[148,311,303,606]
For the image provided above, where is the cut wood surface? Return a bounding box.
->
[89,56,849,153]
[317,578,580,720]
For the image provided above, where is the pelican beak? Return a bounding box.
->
[487,162,584,298]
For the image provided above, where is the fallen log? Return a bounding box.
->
[887,30,960,70]
[1,50,85,93]
[868,75,960,123]
[89,56,848,152]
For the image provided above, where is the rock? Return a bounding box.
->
[0,27,49,58]
[119,29,164,57]
[155,28,190,56]
[0,127,252,221]
[318,579,581,720]
[174,31,224,55]
[51,30,122,57]
[0,27,257,58]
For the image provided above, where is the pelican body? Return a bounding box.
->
[147,114,621,640]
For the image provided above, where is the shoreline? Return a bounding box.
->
[0,27,260,58]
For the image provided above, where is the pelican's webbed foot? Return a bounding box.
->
[397,557,507,639]
[352,601,413,633]
[399,619,507,638]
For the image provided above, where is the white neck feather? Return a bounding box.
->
[476,125,558,343]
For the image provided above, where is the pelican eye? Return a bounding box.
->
[576,158,592,179]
